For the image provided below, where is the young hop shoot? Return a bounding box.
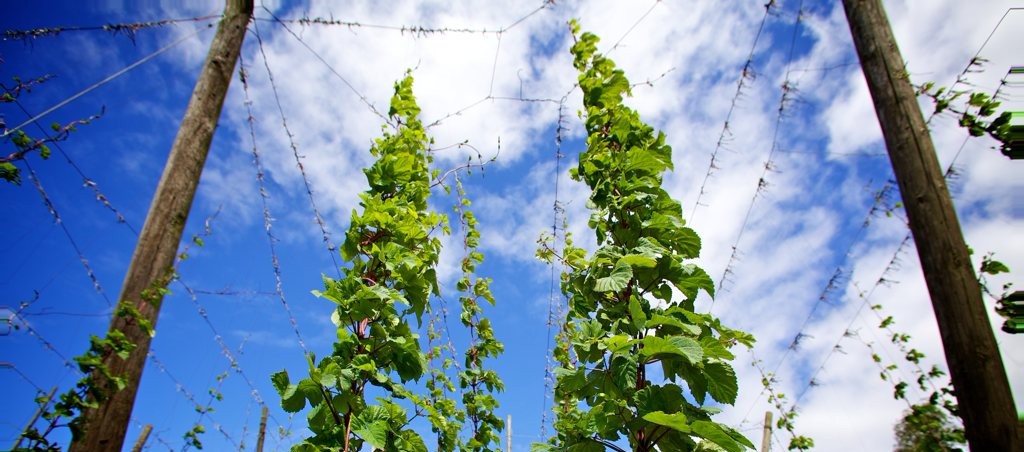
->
[535,22,755,452]
[273,75,447,452]
[272,74,504,452]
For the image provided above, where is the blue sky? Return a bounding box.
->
[2,1,1022,451]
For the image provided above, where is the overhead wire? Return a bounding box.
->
[689,0,777,224]
[711,0,805,309]
[238,53,310,354]
[261,6,391,125]
[2,23,214,139]
[250,19,342,278]
[23,160,113,308]
[0,83,139,235]
[2,15,221,42]
[736,180,897,429]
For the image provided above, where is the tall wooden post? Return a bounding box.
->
[506,414,512,452]
[760,411,772,452]
[256,406,269,452]
[841,1,1018,450]
[69,0,253,450]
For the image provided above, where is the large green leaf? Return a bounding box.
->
[628,298,647,330]
[700,336,735,361]
[611,354,638,391]
[270,370,306,413]
[620,253,658,268]
[635,384,684,415]
[270,369,290,394]
[625,146,671,175]
[691,421,751,452]
[353,405,391,448]
[353,420,389,449]
[603,334,636,354]
[705,362,739,405]
[554,367,587,393]
[642,411,691,433]
[641,335,701,364]
[296,378,323,408]
[668,336,703,364]
[647,314,701,336]
[594,259,633,293]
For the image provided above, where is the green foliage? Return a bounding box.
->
[893,403,965,452]
[2,76,100,185]
[184,424,207,450]
[24,328,138,447]
[916,67,1017,159]
[449,172,506,451]
[13,214,214,450]
[274,74,503,451]
[864,295,964,445]
[978,253,1021,334]
[534,21,754,452]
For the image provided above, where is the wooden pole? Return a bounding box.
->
[68,1,253,450]
[11,386,57,450]
[256,406,269,452]
[841,1,1019,450]
[506,414,512,452]
[760,411,772,452]
[129,424,152,452]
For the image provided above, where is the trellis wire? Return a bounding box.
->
[689,0,777,223]
[238,56,309,354]
[712,0,805,307]
[0,85,138,235]
[250,19,341,278]
[24,160,113,308]
[2,25,211,139]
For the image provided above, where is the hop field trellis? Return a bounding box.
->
[1,1,1022,451]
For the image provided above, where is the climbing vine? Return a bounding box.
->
[13,224,209,450]
[450,171,505,450]
[1,75,101,185]
[271,74,503,451]
[979,253,1021,334]
[534,22,754,452]
[916,57,1018,160]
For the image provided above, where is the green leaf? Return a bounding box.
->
[691,421,745,452]
[320,362,341,387]
[270,370,290,394]
[643,411,691,433]
[700,336,734,361]
[610,354,638,391]
[280,387,305,413]
[620,253,657,268]
[353,420,389,449]
[628,297,647,330]
[298,378,323,407]
[604,334,636,354]
[669,336,703,363]
[594,259,633,293]
[705,362,739,405]
[647,314,701,335]
[981,258,1010,275]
